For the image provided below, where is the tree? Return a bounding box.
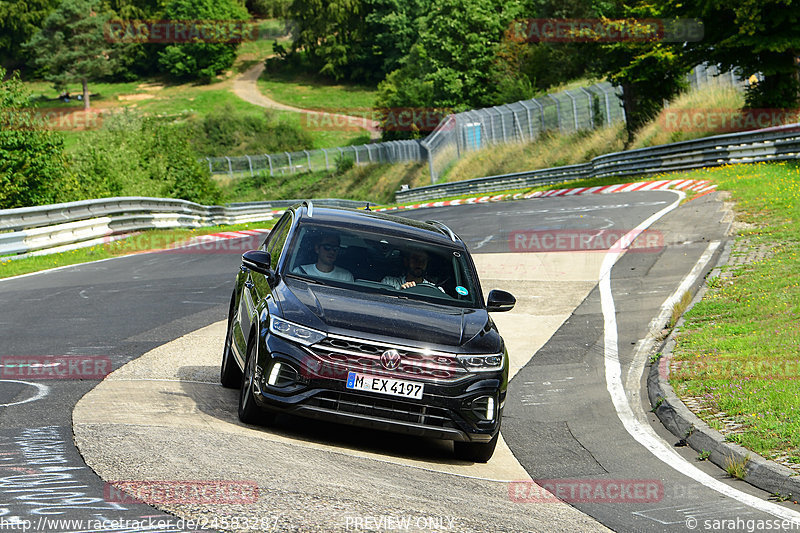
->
[585,3,692,143]
[0,0,60,67]
[157,0,249,82]
[288,0,368,80]
[24,0,116,110]
[286,0,425,82]
[496,0,601,94]
[673,0,800,109]
[375,0,523,139]
[0,68,74,208]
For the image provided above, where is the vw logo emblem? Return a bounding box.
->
[380,349,401,370]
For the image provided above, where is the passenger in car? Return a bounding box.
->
[381,249,443,291]
[294,233,354,282]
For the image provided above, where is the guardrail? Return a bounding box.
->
[6,122,798,259]
[395,123,800,202]
[0,197,372,258]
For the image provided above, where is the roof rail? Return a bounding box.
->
[425,220,457,242]
[302,200,314,217]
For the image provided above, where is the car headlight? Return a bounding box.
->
[457,353,504,372]
[269,316,326,346]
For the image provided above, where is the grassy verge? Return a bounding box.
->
[217,161,430,205]
[0,221,276,280]
[439,125,627,183]
[668,162,800,466]
[631,84,745,148]
[257,70,377,115]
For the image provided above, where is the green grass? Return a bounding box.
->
[668,162,800,466]
[631,84,745,148]
[0,221,276,280]
[24,79,144,108]
[257,71,377,115]
[237,19,289,61]
[218,161,429,205]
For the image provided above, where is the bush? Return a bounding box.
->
[0,68,75,208]
[185,104,314,156]
[335,153,355,174]
[71,110,222,205]
[157,0,249,82]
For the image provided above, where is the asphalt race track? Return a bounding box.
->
[2,191,800,532]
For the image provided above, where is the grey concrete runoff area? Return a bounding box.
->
[73,251,609,532]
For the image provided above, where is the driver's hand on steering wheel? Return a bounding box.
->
[400,281,417,289]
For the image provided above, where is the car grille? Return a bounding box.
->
[307,335,469,382]
[309,390,455,428]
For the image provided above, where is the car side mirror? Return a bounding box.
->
[486,289,516,312]
[242,250,273,278]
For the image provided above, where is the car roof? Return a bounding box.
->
[291,204,464,248]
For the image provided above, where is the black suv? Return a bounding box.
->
[221,202,515,462]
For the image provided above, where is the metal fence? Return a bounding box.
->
[421,81,626,182]
[207,64,747,183]
[205,140,424,177]
[687,63,752,90]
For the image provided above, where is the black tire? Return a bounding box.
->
[220,309,242,388]
[454,432,499,463]
[237,341,275,426]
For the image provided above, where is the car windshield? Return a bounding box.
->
[283,223,480,307]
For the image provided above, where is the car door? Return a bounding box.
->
[236,211,293,353]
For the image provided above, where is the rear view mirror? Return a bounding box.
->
[486,289,516,312]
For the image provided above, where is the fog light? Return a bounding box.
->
[267,362,282,386]
[471,395,496,421]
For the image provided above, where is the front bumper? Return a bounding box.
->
[253,335,505,443]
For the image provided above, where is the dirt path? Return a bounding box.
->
[232,62,381,140]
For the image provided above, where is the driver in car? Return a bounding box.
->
[381,249,443,291]
[294,233,354,282]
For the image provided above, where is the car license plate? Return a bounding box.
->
[346,372,424,400]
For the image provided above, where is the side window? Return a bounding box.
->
[265,213,293,270]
